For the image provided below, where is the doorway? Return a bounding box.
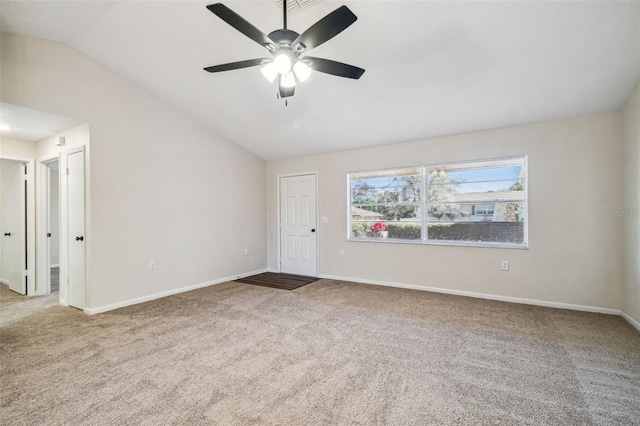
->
[46,160,60,293]
[35,148,86,308]
[36,148,85,308]
[1,103,88,307]
[278,173,318,277]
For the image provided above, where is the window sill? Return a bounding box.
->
[347,237,528,250]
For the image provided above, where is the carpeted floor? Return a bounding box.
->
[1,280,639,425]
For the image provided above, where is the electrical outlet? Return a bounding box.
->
[322,217,329,224]
[244,248,249,256]
[339,250,344,258]
[501,260,509,271]
[149,261,156,271]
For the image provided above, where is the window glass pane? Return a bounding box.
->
[350,167,423,240]
[351,221,423,240]
[351,168,422,205]
[426,157,526,244]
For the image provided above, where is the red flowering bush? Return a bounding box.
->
[370,222,387,232]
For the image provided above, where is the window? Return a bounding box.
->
[348,156,527,248]
[473,205,494,216]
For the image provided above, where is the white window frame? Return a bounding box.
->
[347,155,528,249]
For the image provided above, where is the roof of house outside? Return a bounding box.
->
[446,191,525,203]
[351,207,383,218]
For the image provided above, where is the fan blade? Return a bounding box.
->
[292,6,357,52]
[207,3,275,50]
[304,57,365,79]
[204,58,271,73]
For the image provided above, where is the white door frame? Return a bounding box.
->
[276,172,319,276]
[0,155,36,295]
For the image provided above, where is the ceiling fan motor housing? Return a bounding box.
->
[268,29,301,65]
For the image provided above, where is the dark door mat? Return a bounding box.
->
[235,272,320,291]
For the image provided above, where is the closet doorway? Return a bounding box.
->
[44,160,60,294]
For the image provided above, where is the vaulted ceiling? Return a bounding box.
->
[1,1,639,160]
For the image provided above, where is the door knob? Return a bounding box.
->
[76,236,84,241]
[4,232,11,236]
[47,233,51,237]
[311,229,316,233]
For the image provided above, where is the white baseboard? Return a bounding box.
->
[621,311,640,332]
[319,274,621,316]
[0,278,8,285]
[82,269,630,320]
[84,268,267,315]
[267,267,280,273]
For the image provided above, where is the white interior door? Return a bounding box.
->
[67,150,85,309]
[1,160,27,294]
[279,174,317,276]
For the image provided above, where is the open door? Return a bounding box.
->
[1,159,27,294]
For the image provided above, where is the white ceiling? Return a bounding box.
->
[0,102,83,141]
[1,0,639,160]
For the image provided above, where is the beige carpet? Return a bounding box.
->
[1,280,639,425]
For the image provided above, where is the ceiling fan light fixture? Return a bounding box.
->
[293,60,312,82]
[261,62,278,82]
[280,71,296,88]
[274,53,293,74]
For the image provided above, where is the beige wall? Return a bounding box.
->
[1,33,267,310]
[0,136,36,158]
[268,113,622,310]
[622,82,640,324]
[36,122,89,161]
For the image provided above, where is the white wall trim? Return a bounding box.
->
[621,311,640,332]
[35,160,51,296]
[0,278,8,285]
[267,267,280,273]
[319,274,621,315]
[84,268,267,315]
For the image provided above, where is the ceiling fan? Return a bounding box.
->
[204,1,365,99]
